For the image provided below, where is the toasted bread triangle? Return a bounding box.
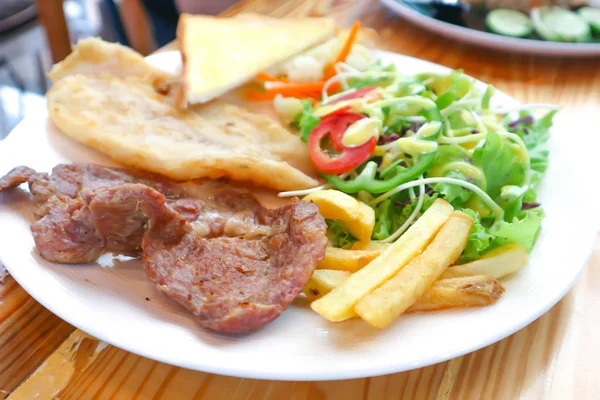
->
[177,13,336,107]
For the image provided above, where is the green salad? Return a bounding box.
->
[278,61,556,262]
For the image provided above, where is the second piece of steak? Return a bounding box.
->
[31,197,105,263]
[84,184,328,333]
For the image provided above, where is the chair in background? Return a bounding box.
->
[0,1,45,91]
[0,1,46,138]
[34,0,70,63]
[36,0,156,63]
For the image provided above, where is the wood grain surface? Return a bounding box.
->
[2,0,600,398]
[6,237,600,400]
[0,264,74,399]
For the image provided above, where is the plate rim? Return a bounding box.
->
[0,49,598,381]
[380,0,600,57]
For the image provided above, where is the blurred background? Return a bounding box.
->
[0,0,237,138]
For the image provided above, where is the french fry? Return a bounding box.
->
[355,211,473,328]
[406,275,505,312]
[317,247,382,272]
[440,242,528,280]
[351,241,390,252]
[303,269,351,301]
[303,190,375,247]
[311,199,454,322]
[303,271,504,311]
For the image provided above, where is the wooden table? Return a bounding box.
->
[2,0,600,398]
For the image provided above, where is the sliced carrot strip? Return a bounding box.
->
[256,71,289,83]
[278,81,327,91]
[249,75,347,101]
[264,81,326,97]
[257,72,279,82]
[324,21,361,79]
[248,89,320,101]
[336,21,361,65]
[328,81,341,93]
[324,65,336,81]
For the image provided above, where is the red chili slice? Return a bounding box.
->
[308,111,376,175]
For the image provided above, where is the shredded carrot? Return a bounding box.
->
[328,81,341,93]
[251,22,362,101]
[257,72,279,82]
[250,22,362,102]
[336,21,361,65]
[324,65,335,80]
[324,21,361,79]
[248,79,342,101]
[256,71,288,83]
[298,92,322,101]
[250,81,326,99]
[248,92,318,101]
[279,81,327,92]
[248,84,322,101]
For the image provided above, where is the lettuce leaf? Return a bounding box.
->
[372,199,393,240]
[460,209,493,263]
[372,193,439,241]
[431,144,471,168]
[459,207,544,262]
[524,169,544,203]
[326,220,358,249]
[434,170,472,208]
[293,100,320,143]
[349,61,397,89]
[473,130,526,202]
[419,70,473,98]
[490,207,545,252]
[508,109,556,174]
[504,109,555,206]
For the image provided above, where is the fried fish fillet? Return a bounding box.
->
[46,39,320,191]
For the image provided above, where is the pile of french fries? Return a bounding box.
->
[303,192,528,329]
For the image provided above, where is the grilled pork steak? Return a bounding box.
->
[88,184,327,333]
[1,163,255,262]
[0,166,36,191]
[0,164,328,333]
[31,197,105,263]
[2,164,189,220]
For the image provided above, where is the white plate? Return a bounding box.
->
[0,51,597,381]
[381,0,600,57]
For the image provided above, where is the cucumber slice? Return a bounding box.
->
[486,9,533,38]
[578,7,600,35]
[530,8,561,41]
[532,7,591,42]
